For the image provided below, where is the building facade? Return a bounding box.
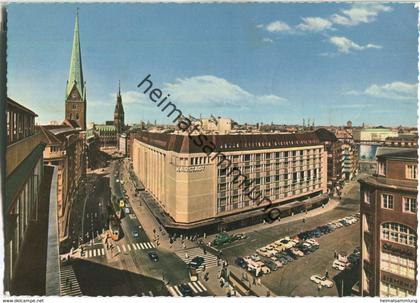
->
[64,12,87,130]
[39,125,86,241]
[95,124,118,148]
[315,128,342,193]
[359,148,417,297]
[5,98,45,292]
[132,131,328,229]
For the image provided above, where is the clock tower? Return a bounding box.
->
[65,10,87,130]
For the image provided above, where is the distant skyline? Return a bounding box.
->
[7,3,418,126]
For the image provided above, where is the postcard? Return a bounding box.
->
[2,2,418,300]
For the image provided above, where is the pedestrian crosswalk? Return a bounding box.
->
[175,247,219,273]
[168,281,208,296]
[60,264,82,296]
[81,242,156,259]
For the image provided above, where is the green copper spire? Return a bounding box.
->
[66,9,85,100]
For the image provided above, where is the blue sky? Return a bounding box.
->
[7,3,418,126]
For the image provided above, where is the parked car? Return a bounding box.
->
[310,275,334,288]
[333,259,350,271]
[189,256,205,269]
[260,265,271,274]
[280,252,294,262]
[235,257,248,269]
[270,257,284,268]
[296,244,311,255]
[250,254,261,262]
[285,250,298,260]
[264,260,278,271]
[307,243,319,252]
[290,247,304,257]
[132,230,139,238]
[306,239,319,246]
[148,251,159,262]
[178,283,193,296]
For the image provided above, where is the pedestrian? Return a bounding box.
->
[325,270,329,279]
[203,232,207,239]
[203,264,206,272]
[302,218,306,223]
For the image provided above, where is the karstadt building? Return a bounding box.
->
[132,130,329,231]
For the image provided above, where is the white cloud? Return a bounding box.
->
[346,82,418,100]
[163,75,287,108]
[330,4,392,26]
[262,37,274,43]
[296,17,333,32]
[329,36,381,53]
[265,21,291,32]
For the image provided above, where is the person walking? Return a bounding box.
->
[325,270,329,279]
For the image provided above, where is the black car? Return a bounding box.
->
[178,283,193,297]
[264,260,278,271]
[296,244,310,255]
[189,256,205,269]
[148,251,159,262]
[308,244,319,252]
[277,256,288,264]
[235,257,247,269]
[285,250,298,260]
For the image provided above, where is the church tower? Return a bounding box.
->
[114,81,125,133]
[65,10,87,130]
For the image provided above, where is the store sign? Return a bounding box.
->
[382,243,414,258]
[176,166,205,173]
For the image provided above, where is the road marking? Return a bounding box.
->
[168,286,180,297]
[196,281,207,291]
[173,286,182,297]
[87,250,92,258]
[139,243,145,249]
[117,246,121,253]
[194,281,204,292]
[93,249,96,257]
[127,245,132,251]
[101,248,105,255]
[151,243,156,248]
[188,282,199,293]
[148,291,153,297]
[135,243,141,250]
[122,245,127,252]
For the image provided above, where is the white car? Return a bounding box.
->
[310,275,334,288]
[250,254,261,262]
[333,259,350,271]
[257,248,272,258]
[260,265,271,274]
[306,239,319,246]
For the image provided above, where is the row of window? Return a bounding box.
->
[364,192,417,214]
[378,162,417,180]
[381,223,416,247]
[380,281,416,297]
[380,252,416,280]
[6,108,36,144]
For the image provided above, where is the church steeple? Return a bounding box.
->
[114,81,125,133]
[65,9,87,130]
[66,9,85,100]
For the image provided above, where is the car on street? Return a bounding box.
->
[189,256,205,269]
[124,207,130,214]
[132,230,139,238]
[148,251,159,262]
[310,275,334,288]
[235,257,247,269]
[178,283,194,296]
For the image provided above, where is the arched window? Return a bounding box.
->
[381,222,416,247]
